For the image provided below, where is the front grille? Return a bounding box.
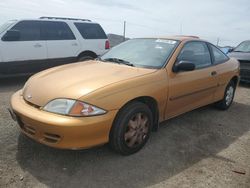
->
[24,125,36,135]
[239,60,250,70]
[17,117,36,136]
[16,114,62,144]
[240,69,250,78]
[43,133,61,143]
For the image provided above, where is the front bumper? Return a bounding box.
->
[10,90,118,149]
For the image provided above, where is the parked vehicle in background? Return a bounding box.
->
[228,40,250,82]
[0,17,110,77]
[219,46,234,54]
[10,36,239,155]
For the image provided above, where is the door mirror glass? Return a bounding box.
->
[173,60,195,72]
[2,30,20,41]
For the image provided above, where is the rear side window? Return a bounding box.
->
[7,21,40,41]
[74,23,107,39]
[41,21,75,40]
[178,41,212,69]
[210,45,229,64]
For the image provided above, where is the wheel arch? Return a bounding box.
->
[77,51,97,59]
[231,75,239,86]
[112,96,160,133]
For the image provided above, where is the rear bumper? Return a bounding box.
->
[10,90,118,149]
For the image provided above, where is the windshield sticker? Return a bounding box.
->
[155,39,177,44]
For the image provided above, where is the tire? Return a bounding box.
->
[78,55,94,62]
[215,80,236,110]
[109,102,153,155]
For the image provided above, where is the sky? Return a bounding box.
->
[0,0,249,46]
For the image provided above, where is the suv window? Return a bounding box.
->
[5,21,40,41]
[41,21,75,40]
[178,41,212,69]
[74,23,107,39]
[210,45,229,64]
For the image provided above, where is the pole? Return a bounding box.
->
[216,38,220,46]
[180,22,183,35]
[123,21,126,41]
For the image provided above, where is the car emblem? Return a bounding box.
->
[27,94,32,99]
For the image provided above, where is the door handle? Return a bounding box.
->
[211,71,217,76]
[34,43,42,48]
[72,42,78,46]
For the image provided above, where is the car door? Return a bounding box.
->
[73,22,108,56]
[41,21,80,68]
[165,41,218,119]
[208,43,234,102]
[0,20,47,74]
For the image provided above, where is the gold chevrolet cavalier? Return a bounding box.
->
[10,36,240,155]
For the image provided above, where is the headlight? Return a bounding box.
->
[43,99,106,117]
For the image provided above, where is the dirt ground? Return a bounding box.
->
[0,77,249,188]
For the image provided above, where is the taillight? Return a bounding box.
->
[105,40,110,49]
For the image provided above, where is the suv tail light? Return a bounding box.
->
[105,40,110,49]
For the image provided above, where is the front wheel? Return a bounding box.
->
[109,102,153,155]
[215,80,236,110]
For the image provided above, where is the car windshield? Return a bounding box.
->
[234,41,250,53]
[100,38,179,69]
[0,20,15,34]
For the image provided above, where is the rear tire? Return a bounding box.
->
[109,102,153,155]
[78,55,94,62]
[215,80,236,110]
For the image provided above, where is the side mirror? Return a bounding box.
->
[227,48,234,53]
[2,30,20,41]
[173,60,195,72]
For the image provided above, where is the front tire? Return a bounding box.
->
[109,102,153,155]
[215,80,236,110]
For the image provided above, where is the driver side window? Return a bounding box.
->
[178,41,212,69]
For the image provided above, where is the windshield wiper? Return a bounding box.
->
[102,58,134,67]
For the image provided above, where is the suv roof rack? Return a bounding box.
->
[39,16,91,22]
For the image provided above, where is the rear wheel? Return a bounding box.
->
[78,55,94,62]
[215,80,236,110]
[109,102,153,155]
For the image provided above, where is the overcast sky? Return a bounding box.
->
[0,0,249,46]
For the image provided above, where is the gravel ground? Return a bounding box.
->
[0,77,249,188]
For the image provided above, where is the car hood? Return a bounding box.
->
[228,52,250,61]
[22,61,157,107]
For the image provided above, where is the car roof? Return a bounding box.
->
[140,36,205,42]
[15,17,98,24]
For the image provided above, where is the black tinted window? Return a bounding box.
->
[41,21,75,40]
[210,45,229,64]
[7,21,40,41]
[178,42,212,69]
[74,23,107,39]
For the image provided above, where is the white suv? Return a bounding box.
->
[0,17,110,76]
